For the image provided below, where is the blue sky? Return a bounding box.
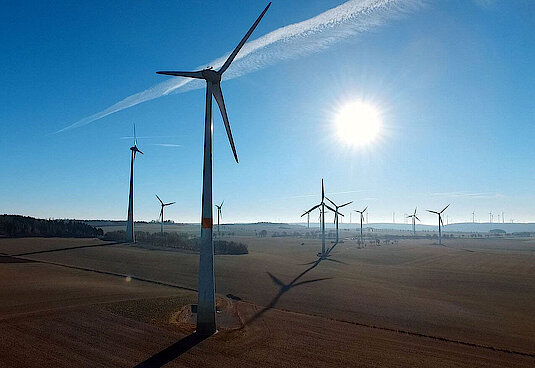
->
[1,0,534,224]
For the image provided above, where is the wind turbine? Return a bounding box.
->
[427,204,450,245]
[156,3,270,336]
[302,179,336,258]
[406,207,420,236]
[302,210,310,228]
[156,195,175,233]
[125,124,143,243]
[354,206,368,244]
[215,201,224,235]
[325,197,352,244]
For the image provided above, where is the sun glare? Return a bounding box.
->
[335,100,382,146]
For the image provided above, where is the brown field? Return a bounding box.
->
[1,235,534,367]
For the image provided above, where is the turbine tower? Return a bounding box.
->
[302,179,336,258]
[215,201,224,235]
[406,207,420,236]
[156,195,175,233]
[354,206,368,244]
[303,210,310,228]
[126,124,143,243]
[427,204,450,245]
[156,2,271,336]
[325,197,352,244]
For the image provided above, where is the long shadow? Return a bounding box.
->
[133,332,208,368]
[10,241,122,257]
[0,255,35,263]
[245,257,332,325]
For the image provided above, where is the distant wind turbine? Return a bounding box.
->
[303,210,310,228]
[126,124,143,243]
[406,207,420,236]
[215,201,224,235]
[156,195,175,233]
[156,2,271,336]
[426,204,450,245]
[325,197,352,243]
[354,206,368,244]
[302,179,336,258]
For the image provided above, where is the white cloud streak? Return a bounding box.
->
[286,189,369,199]
[56,0,421,133]
[149,143,183,147]
[429,191,505,199]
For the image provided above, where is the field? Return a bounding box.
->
[1,235,534,367]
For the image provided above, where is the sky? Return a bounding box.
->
[1,0,535,225]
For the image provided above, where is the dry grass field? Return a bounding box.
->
[1,235,534,367]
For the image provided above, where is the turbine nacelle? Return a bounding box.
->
[131,146,143,154]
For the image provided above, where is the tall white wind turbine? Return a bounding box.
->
[406,207,420,236]
[156,195,175,233]
[302,179,336,258]
[427,204,450,246]
[126,124,143,243]
[156,2,271,336]
[215,201,224,235]
[325,197,352,244]
[354,206,368,244]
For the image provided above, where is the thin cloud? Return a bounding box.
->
[119,136,182,140]
[56,0,422,133]
[149,143,183,147]
[287,189,369,199]
[430,191,505,199]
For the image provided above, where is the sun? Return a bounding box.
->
[334,100,382,146]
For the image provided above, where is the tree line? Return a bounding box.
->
[0,215,104,238]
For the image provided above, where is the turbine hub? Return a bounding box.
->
[202,69,221,82]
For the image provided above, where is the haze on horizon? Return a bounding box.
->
[1,0,535,225]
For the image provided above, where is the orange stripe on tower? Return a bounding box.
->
[202,218,213,228]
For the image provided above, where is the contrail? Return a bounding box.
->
[149,143,183,147]
[56,0,421,133]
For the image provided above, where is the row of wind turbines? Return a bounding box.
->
[302,180,451,259]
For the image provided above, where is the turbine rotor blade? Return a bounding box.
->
[325,196,336,207]
[156,71,205,79]
[427,210,439,214]
[165,202,176,206]
[325,204,336,213]
[362,206,368,213]
[211,83,238,163]
[156,195,163,205]
[415,216,420,221]
[218,2,271,74]
[440,204,451,213]
[339,201,353,208]
[302,204,320,216]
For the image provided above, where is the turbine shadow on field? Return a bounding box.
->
[245,258,332,325]
[9,241,121,257]
[133,332,208,368]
